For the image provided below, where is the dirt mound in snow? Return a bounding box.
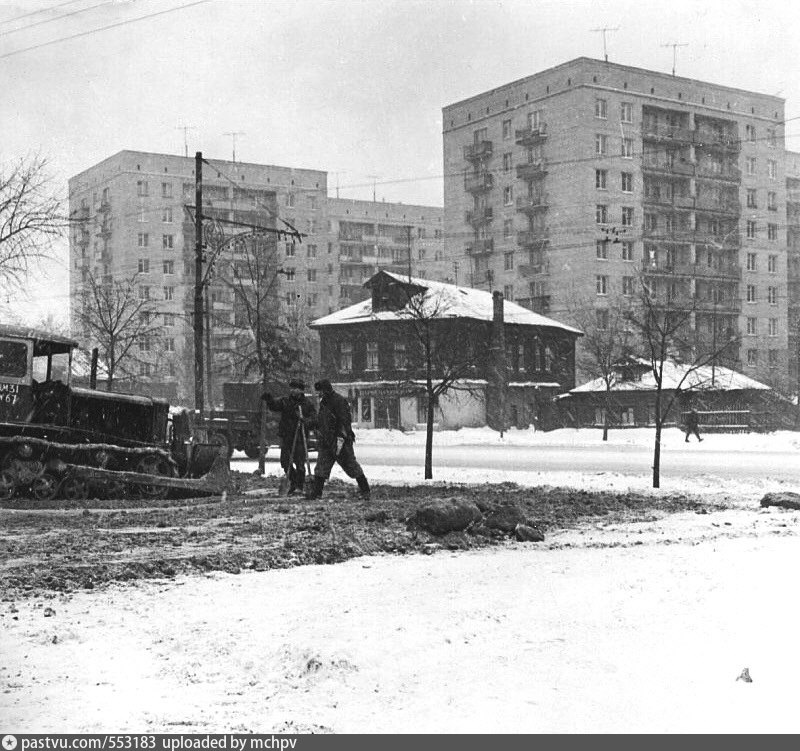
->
[0,473,727,597]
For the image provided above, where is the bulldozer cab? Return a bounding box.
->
[0,325,76,424]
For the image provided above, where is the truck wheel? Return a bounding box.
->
[210,431,234,459]
[244,444,263,459]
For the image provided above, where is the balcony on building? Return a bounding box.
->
[695,163,741,182]
[692,297,742,314]
[515,123,548,146]
[694,129,741,153]
[465,238,494,255]
[694,196,739,216]
[465,207,494,227]
[695,231,741,248]
[516,192,549,214]
[516,160,548,181]
[516,262,547,278]
[517,228,549,247]
[463,140,493,162]
[641,122,694,146]
[642,158,696,177]
[515,295,551,314]
[98,223,112,239]
[645,259,741,281]
[642,226,695,244]
[464,171,494,193]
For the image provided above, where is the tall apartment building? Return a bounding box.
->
[443,58,789,385]
[69,151,443,404]
[786,150,800,387]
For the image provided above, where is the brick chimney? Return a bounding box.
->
[487,291,508,432]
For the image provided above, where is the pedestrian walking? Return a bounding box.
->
[305,379,370,501]
[684,408,703,443]
[262,379,317,494]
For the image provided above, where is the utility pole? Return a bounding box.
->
[194,151,205,417]
[407,225,412,280]
[176,124,195,158]
[591,26,619,62]
[223,131,246,163]
[661,42,688,77]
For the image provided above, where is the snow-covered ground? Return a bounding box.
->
[236,426,800,503]
[3,506,800,733]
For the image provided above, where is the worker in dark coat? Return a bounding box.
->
[684,408,703,443]
[305,379,370,500]
[262,379,317,494]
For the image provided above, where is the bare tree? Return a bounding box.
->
[626,276,739,488]
[566,291,637,440]
[0,155,68,288]
[392,283,484,479]
[75,271,162,390]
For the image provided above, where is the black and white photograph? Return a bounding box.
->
[2,0,800,736]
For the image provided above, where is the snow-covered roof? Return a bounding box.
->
[310,272,582,334]
[570,359,771,394]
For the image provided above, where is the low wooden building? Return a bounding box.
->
[310,271,582,430]
[560,357,795,432]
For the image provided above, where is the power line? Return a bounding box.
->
[0,0,210,60]
[0,0,123,39]
[0,0,83,27]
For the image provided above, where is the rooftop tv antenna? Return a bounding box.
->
[176,124,196,158]
[366,174,380,202]
[590,26,619,62]
[223,131,246,163]
[661,41,688,76]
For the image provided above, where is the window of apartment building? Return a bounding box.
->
[393,341,407,370]
[622,241,634,261]
[596,204,608,224]
[745,124,756,142]
[746,252,757,271]
[139,363,151,377]
[747,317,757,336]
[284,268,295,282]
[767,128,777,147]
[137,180,148,197]
[503,219,514,238]
[163,260,174,274]
[164,312,175,326]
[502,119,512,139]
[528,110,541,129]
[767,160,777,180]
[502,152,512,172]
[747,220,757,239]
[306,293,318,307]
[746,189,757,208]
[161,182,172,198]
[138,206,147,223]
[769,349,779,368]
[504,252,514,271]
[138,258,150,274]
[285,242,296,257]
[769,318,778,337]
[286,193,295,208]
[768,191,777,210]
[138,286,150,300]
[596,275,608,295]
[137,233,149,248]
[595,98,607,119]
[595,169,607,189]
[621,172,633,192]
[527,144,543,163]
[503,284,514,301]
[768,286,777,304]
[162,207,173,223]
[307,269,317,282]
[621,207,634,226]
[307,244,317,258]
[162,234,174,250]
[747,349,758,366]
[503,186,514,205]
[163,286,174,301]
[365,342,379,370]
[621,137,633,158]
[746,157,756,176]
[768,254,778,273]
[596,239,608,259]
[746,284,757,303]
[595,134,608,155]
[339,342,353,372]
[622,276,634,296]
[596,309,609,330]
[644,213,657,231]
[620,102,632,123]
[164,338,175,353]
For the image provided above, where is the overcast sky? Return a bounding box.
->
[3,0,800,322]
